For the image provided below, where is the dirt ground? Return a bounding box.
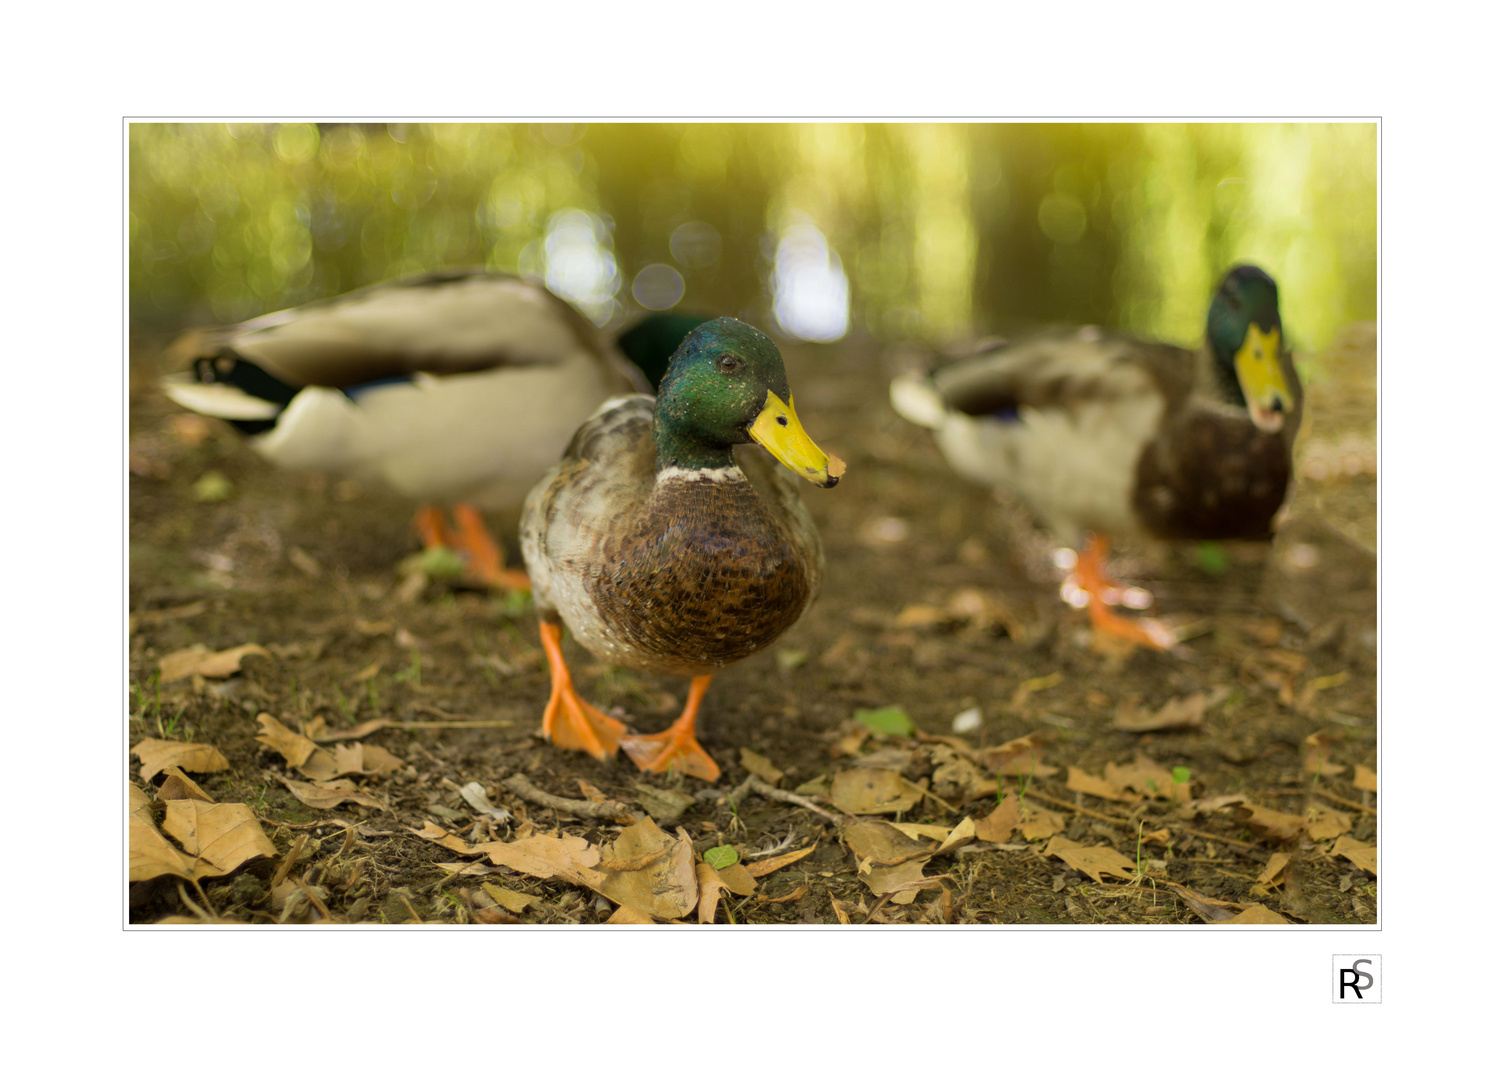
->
[126,324,1377,926]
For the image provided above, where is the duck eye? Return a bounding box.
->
[716,355,740,373]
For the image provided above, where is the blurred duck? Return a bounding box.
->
[162,268,703,588]
[890,265,1302,649]
[521,318,844,780]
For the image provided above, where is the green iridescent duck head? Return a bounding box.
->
[654,316,844,487]
[1207,264,1297,433]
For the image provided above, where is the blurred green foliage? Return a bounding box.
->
[130,122,1375,352]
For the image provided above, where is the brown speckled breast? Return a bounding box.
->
[586,477,813,675]
[1133,409,1293,540]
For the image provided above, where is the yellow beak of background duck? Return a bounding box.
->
[1234,324,1294,433]
[749,390,846,488]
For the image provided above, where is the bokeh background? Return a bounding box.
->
[129,122,1376,361]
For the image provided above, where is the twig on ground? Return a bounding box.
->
[500,773,640,821]
[745,775,846,825]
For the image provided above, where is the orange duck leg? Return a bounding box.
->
[537,620,626,761]
[620,674,722,782]
[1071,534,1176,651]
[411,503,531,591]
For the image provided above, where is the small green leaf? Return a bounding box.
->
[1171,765,1191,784]
[703,845,738,870]
[1196,541,1228,575]
[417,545,468,579]
[191,470,234,502]
[854,706,915,737]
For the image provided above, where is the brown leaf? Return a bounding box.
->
[1168,882,1245,923]
[159,642,270,682]
[928,747,995,802]
[830,767,925,815]
[606,904,656,924]
[1043,835,1137,884]
[131,738,230,782]
[476,833,602,883]
[576,779,609,802]
[482,882,537,914]
[1237,803,1307,843]
[593,818,697,919]
[632,784,696,824]
[310,717,393,742]
[756,884,809,904]
[974,794,1021,843]
[1114,692,1206,732]
[1329,837,1377,875]
[1067,765,1138,803]
[1018,799,1065,840]
[129,792,198,884]
[280,776,387,811]
[714,862,757,897]
[1225,904,1288,924]
[357,743,404,773]
[842,820,936,866]
[739,747,786,785]
[858,855,940,904]
[827,724,871,759]
[1353,764,1378,793]
[1256,852,1291,887]
[161,801,277,875]
[1104,754,1189,801]
[696,861,728,924]
[887,822,951,842]
[745,843,816,878]
[1303,731,1347,777]
[1307,804,1354,841]
[932,817,977,856]
[979,733,1057,778]
[256,714,320,768]
[156,765,212,802]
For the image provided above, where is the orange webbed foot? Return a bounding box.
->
[620,675,721,781]
[537,621,624,761]
[1068,533,1176,652]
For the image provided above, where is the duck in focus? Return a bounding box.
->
[890,265,1301,649]
[521,317,844,780]
[160,269,684,589]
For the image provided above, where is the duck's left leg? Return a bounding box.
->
[1070,533,1177,651]
[448,503,532,590]
[621,675,721,782]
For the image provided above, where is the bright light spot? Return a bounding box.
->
[1052,548,1078,571]
[1121,587,1153,611]
[951,707,982,734]
[864,516,909,544]
[1287,543,1320,569]
[772,223,849,342]
[1060,581,1091,609]
[631,264,685,310]
[540,209,619,326]
[670,221,721,268]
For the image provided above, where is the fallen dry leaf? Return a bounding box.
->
[310,718,394,742]
[714,862,757,897]
[131,738,230,782]
[593,818,697,919]
[859,855,940,904]
[129,791,199,884]
[974,794,1021,843]
[757,884,809,904]
[279,776,388,811]
[1168,882,1246,923]
[1223,904,1288,925]
[161,800,277,875]
[1043,835,1137,884]
[928,746,996,802]
[1237,804,1307,843]
[1067,766,1138,803]
[1103,754,1190,801]
[1018,799,1065,840]
[830,767,926,815]
[696,861,728,924]
[633,784,696,824]
[843,820,936,866]
[887,822,952,843]
[576,779,609,802]
[606,904,656,924]
[1303,731,1347,777]
[1114,692,1206,732]
[1256,852,1291,887]
[256,713,321,769]
[159,642,270,682]
[1353,764,1378,793]
[1329,837,1378,875]
[933,817,977,857]
[979,733,1057,778]
[1307,804,1354,841]
[740,748,785,785]
[156,765,212,802]
[481,882,536,914]
[745,843,816,878]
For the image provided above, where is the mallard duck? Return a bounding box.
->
[161,268,685,588]
[520,317,844,780]
[890,264,1302,648]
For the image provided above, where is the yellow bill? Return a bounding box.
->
[748,390,845,488]
[1234,324,1295,433]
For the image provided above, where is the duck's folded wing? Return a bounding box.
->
[167,269,617,390]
